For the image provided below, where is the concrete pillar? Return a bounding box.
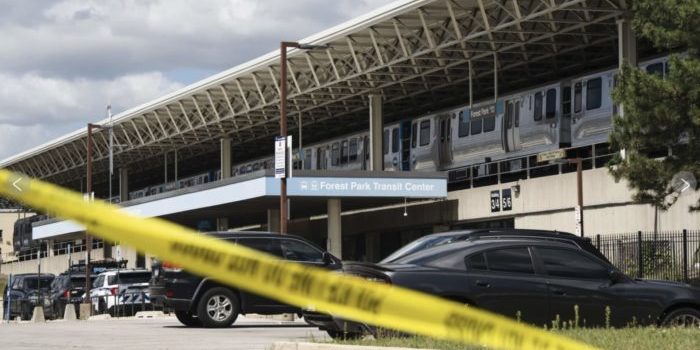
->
[369,94,384,171]
[119,168,129,202]
[267,209,280,233]
[220,138,232,179]
[364,232,381,262]
[217,138,233,232]
[216,218,229,231]
[617,18,637,67]
[327,199,342,259]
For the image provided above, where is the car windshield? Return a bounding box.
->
[24,277,54,290]
[380,235,460,263]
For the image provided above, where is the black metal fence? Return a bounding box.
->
[594,230,700,284]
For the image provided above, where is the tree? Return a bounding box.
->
[609,0,700,211]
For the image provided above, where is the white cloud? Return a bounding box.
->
[0,0,396,160]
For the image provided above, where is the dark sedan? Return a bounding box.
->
[314,238,700,338]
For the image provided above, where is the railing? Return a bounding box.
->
[448,143,614,190]
[595,230,700,284]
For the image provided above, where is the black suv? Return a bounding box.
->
[150,232,341,328]
[2,273,55,320]
[314,238,700,338]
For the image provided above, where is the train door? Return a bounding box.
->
[401,121,412,171]
[316,146,327,170]
[560,83,572,148]
[502,100,520,152]
[436,114,453,169]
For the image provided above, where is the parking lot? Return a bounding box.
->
[0,315,328,350]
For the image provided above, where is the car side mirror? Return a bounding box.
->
[609,270,625,284]
[322,252,335,266]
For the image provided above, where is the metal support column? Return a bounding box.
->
[118,168,129,202]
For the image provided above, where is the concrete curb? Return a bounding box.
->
[134,311,166,319]
[30,306,45,323]
[271,342,435,350]
[88,314,111,321]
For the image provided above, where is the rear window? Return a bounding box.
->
[108,272,151,285]
[24,277,54,289]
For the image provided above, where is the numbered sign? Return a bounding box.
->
[490,190,501,212]
[502,188,512,211]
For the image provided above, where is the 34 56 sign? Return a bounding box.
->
[490,189,513,213]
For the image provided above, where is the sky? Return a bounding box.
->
[0,0,396,161]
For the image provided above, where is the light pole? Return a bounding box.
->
[556,158,584,237]
[279,41,328,234]
[84,122,103,312]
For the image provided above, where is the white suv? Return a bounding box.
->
[89,269,152,315]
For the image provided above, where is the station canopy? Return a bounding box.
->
[0,0,628,189]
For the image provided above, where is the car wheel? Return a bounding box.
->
[175,311,202,327]
[326,329,363,340]
[196,287,239,328]
[661,308,700,328]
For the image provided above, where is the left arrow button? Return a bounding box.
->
[12,178,22,191]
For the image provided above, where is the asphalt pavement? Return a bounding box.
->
[0,315,329,350]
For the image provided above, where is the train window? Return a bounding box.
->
[341,140,349,164]
[349,138,358,162]
[317,147,326,169]
[546,89,556,119]
[304,149,312,170]
[483,116,495,132]
[458,110,470,137]
[331,142,340,166]
[574,82,582,113]
[470,118,482,135]
[419,120,430,146]
[533,92,543,121]
[514,101,520,127]
[586,78,602,110]
[646,63,663,76]
[383,130,389,155]
[391,128,399,153]
[411,123,418,148]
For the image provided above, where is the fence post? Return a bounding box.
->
[682,229,689,282]
[637,231,643,279]
[596,234,601,249]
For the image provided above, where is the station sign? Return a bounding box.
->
[285,177,446,198]
[490,190,500,212]
[501,188,512,211]
[537,149,566,163]
[274,136,286,179]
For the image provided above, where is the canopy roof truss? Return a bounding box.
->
[1,0,626,188]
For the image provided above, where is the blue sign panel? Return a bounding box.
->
[273,177,447,198]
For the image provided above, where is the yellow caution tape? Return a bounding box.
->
[0,169,598,350]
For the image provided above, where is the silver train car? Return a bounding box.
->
[127,56,668,200]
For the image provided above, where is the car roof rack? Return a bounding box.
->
[66,259,128,274]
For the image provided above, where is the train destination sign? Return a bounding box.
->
[471,103,497,119]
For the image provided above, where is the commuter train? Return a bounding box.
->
[127,56,670,200]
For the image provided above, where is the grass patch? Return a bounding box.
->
[328,328,700,350]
